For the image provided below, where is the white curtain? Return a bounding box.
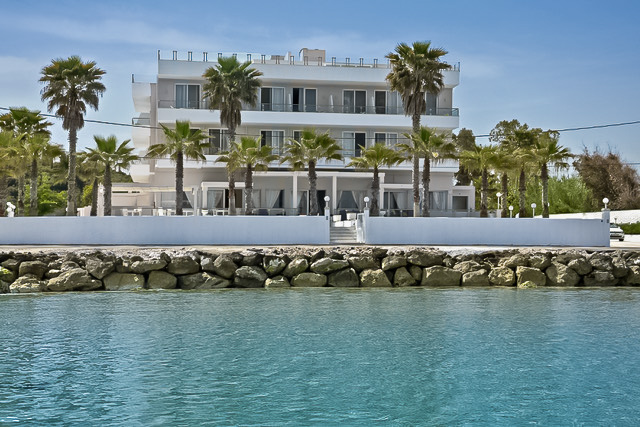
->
[273,88,284,112]
[251,190,261,208]
[297,191,307,214]
[266,190,281,208]
[429,191,448,211]
[387,91,398,114]
[176,85,187,108]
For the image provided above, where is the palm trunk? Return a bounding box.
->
[0,175,7,216]
[104,165,112,216]
[501,172,508,218]
[17,175,25,217]
[309,160,318,215]
[228,168,236,215]
[480,168,488,218]
[67,126,77,216]
[176,150,183,216]
[542,164,549,218]
[371,166,380,216]
[421,156,431,217]
[245,163,253,215]
[30,158,38,216]
[90,177,99,216]
[519,167,526,218]
[412,114,420,217]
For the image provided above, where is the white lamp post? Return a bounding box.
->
[508,205,514,218]
[496,192,502,211]
[603,197,609,210]
[364,196,370,210]
[531,203,537,217]
[324,196,330,219]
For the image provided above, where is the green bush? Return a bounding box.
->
[620,223,640,235]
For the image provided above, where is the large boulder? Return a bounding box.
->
[327,268,360,287]
[528,253,552,270]
[625,266,640,285]
[0,280,9,293]
[18,261,48,280]
[10,276,45,293]
[462,269,490,286]
[516,266,546,287]
[453,261,483,274]
[393,267,416,287]
[381,255,407,271]
[347,256,379,272]
[116,255,143,273]
[265,275,290,288]
[282,258,309,278]
[147,271,178,289]
[501,254,529,269]
[291,272,327,287]
[240,251,263,267]
[85,257,115,279]
[263,255,287,276]
[407,250,444,267]
[360,269,392,287]
[0,266,15,283]
[103,272,145,291]
[555,251,586,265]
[583,271,618,286]
[200,256,218,272]
[488,267,516,286]
[545,262,580,287]
[167,256,200,275]
[47,268,102,292]
[409,265,423,282]
[212,255,238,279]
[612,257,629,279]
[233,266,267,288]
[588,253,613,271]
[180,272,230,290]
[567,258,592,275]
[421,266,461,286]
[310,258,349,274]
[131,259,167,274]
[1,258,20,272]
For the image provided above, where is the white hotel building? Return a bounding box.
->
[116,48,474,216]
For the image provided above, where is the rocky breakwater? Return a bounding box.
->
[2,247,640,294]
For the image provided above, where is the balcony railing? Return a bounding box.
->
[158,100,459,117]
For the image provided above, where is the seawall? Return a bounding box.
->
[2,247,639,293]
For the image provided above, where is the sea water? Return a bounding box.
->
[1,288,640,425]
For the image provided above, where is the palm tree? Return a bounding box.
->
[281,129,342,215]
[228,136,278,215]
[85,135,138,216]
[77,152,104,216]
[40,56,106,216]
[217,147,242,215]
[400,127,456,217]
[386,41,451,216]
[493,146,514,217]
[0,131,20,216]
[460,144,499,217]
[532,131,572,218]
[24,135,64,216]
[348,143,404,216]
[147,120,208,215]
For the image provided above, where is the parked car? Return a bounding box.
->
[610,223,625,241]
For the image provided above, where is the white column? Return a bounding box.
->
[292,173,298,211]
[193,188,199,216]
[332,175,337,211]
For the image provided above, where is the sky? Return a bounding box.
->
[1,0,639,163]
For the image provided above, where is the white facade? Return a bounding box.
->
[119,48,474,216]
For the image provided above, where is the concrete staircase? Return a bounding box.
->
[330,222,358,244]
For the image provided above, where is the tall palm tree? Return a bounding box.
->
[348,143,404,216]
[0,131,20,216]
[400,126,456,217]
[228,136,278,215]
[85,135,138,216]
[386,41,451,216]
[532,131,572,218]
[217,146,242,215]
[40,56,106,216]
[147,120,208,215]
[493,146,514,217]
[24,135,64,216]
[281,129,342,215]
[77,152,104,216]
[460,144,499,217]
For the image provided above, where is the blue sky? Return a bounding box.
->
[1,0,639,162]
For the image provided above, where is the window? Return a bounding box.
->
[207,129,229,154]
[261,130,285,155]
[426,92,437,115]
[387,91,401,114]
[452,196,468,210]
[261,87,285,111]
[375,91,386,114]
[342,132,366,157]
[343,90,366,113]
[176,84,200,109]
[292,88,317,112]
[293,130,302,142]
[374,132,398,147]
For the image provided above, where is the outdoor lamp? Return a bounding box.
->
[496,192,502,210]
[603,197,609,209]
[508,205,514,218]
[364,196,370,209]
[324,196,330,203]
[531,203,537,217]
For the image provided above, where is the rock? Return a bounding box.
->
[567,258,592,275]
[0,280,9,293]
[517,280,538,289]
[612,257,629,279]
[309,250,326,263]
[555,251,586,265]
[381,255,407,271]
[393,267,416,287]
[360,269,392,287]
[453,260,483,274]
[282,258,309,278]
[116,255,143,273]
[233,266,267,288]
[263,255,287,276]
[45,269,62,279]
[488,267,516,286]
[212,255,238,279]
[200,256,217,272]
[516,266,546,287]
[371,248,388,259]
[528,253,552,270]
[589,253,613,271]
[1,258,20,272]
[291,272,327,287]
[85,257,115,279]
[625,266,640,285]
[10,275,45,293]
[328,268,360,287]
[265,275,290,288]
[180,272,230,290]
[545,262,580,287]
[407,250,444,267]
[409,265,423,282]
[310,258,349,274]
[326,251,345,260]
[147,271,178,289]
[421,266,462,286]
[61,261,81,271]
[583,271,618,286]
[462,269,490,286]
[347,256,379,272]
[18,261,47,280]
[167,256,200,275]
[501,254,529,269]
[241,251,263,266]
[47,268,103,291]
[0,266,15,282]
[103,272,145,291]
[131,259,167,274]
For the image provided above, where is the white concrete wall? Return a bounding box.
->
[360,217,610,247]
[0,216,330,245]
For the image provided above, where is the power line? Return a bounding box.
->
[474,120,640,138]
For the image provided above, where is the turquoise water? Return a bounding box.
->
[1,289,640,425]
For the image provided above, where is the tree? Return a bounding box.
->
[0,131,20,216]
[281,129,342,215]
[460,144,499,217]
[77,153,104,216]
[452,128,476,186]
[348,143,404,216]
[147,120,208,215]
[217,147,242,216]
[400,126,456,217]
[85,135,138,216]
[40,56,106,216]
[24,135,64,216]
[531,131,572,217]
[386,41,451,216]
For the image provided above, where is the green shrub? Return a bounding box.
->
[620,223,640,235]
